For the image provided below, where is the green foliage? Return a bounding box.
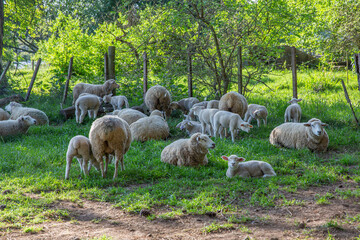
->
[202,222,235,234]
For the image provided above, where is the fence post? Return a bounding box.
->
[0,61,11,85]
[104,52,109,81]
[187,47,193,97]
[25,58,41,101]
[143,52,148,97]
[291,46,298,99]
[108,46,115,80]
[354,54,360,91]
[237,46,243,95]
[62,56,74,106]
[341,80,359,126]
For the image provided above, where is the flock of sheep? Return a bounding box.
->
[0,79,330,180]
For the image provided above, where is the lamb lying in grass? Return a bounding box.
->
[221,155,276,178]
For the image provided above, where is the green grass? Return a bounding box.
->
[0,67,360,232]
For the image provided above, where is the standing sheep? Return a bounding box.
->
[284,98,302,123]
[161,133,215,167]
[193,107,220,136]
[65,135,100,180]
[0,108,10,121]
[113,108,147,125]
[130,110,170,142]
[75,94,103,124]
[89,115,132,179]
[0,116,37,137]
[5,102,49,125]
[144,85,172,117]
[222,155,276,178]
[170,97,200,114]
[269,118,329,152]
[244,104,268,127]
[72,79,120,105]
[219,91,248,119]
[103,94,129,110]
[131,103,150,115]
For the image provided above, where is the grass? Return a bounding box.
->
[0,66,360,233]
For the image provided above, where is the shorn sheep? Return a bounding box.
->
[212,110,253,142]
[103,94,129,110]
[221,155,276,178]
[176,119,202,136]
[144,85,172,117]
[5,101,49,125]
[65,135,100,180]
[72,79,120,105]
[113,108,147,125]
[89,115,132,179]
[0,108,10,121]
[244,104,268,127]
[170,97,200,114]
[130,110,170,142]
[161,133,215,167]
[284,98,302,123]
[269,118,329,152]
[0,116,37,137]
[75,94,103,124]
[219,91,248,119]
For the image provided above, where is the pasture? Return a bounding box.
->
[0,68,360,239]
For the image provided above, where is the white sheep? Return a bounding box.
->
[0,116,37,137]
[244,104,268,127]
[0,108,10,121]
[5,102,49,125]
[218,91,248,119]
[269,118,329,152]
[221,155,276,178]
[89,115,132,179]
[207,100,219,109]
[103,94,129,110]
[212,110,253,143]
[144,85,172,117]
[187,101,208,121]
[75,94,103,124]
[193,107,219,136]
[130,110,170,142]
[161,133,215,167]
[170,97,200,114]
[113,108,147,125]
[65,135,100,180]
[284,98,302,123]
[72,79,120,105]
[176,119,202,136]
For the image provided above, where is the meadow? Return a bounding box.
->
[0,67,360,239]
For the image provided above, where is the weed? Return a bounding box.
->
[22,226,43,234]
[202,222,235,233]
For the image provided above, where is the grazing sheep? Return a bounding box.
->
[131,103,150,115]
[75,94,103,124]
[0,108,10,121]
[72,79,120,105]
[244,104,268,127]
[65,135,100,180]
[222,155,276,178]
[176,119,202,136]
[144,85,172,117]
[187,101,208,121]
[161,133,215,167]
[284,98,302,123]
[5,101,49,125]
[218,91,248,119]
[0,116,37,137]
[130,110,170,142]
[89,115,132,179]
[103,94,129,110]
[207,100,219,109]
[170,97,200,114]
[193,108,220,136]
[113,108,147,125]
[213,110,253,142]
[269,118,329,152]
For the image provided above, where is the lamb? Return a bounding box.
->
[187,101,208,121]
[269,118,329,152]
[207,100,219,109]
[193,107,220,136]
[218,91,248,119]
[0,116,37,137]
[72,79,120,105]
[284,98,302,123]
[130,110,170,142]
[244,104,268,127]
[176,119,202,136]
[161,133,215,167]
[103,94,129,110]
[65,135,100,180]
[170,97,200,114]
[5,101,49,125]
[212,110,253,143]
[144,85,172,117]
[75,94,103,124]
[131,103,150,115]
[221,155,276,178]
[0,108,10,121]
[89,115,132,179]
[113,108,147,125]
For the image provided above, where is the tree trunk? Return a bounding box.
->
[25,58,41,101]
[187,47,193,97]
[354,54,360,92]
[108,46,115,80]
[0,61,11,86]
[143,52,148,97]
[0,0,4,81]
[104,52,109,81]
[62,57,74,106]
[291,47,298,99]
[237,46,243,95]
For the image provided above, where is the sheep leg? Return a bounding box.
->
[247,116,253,124]
[93,108,99,118]
[79,109,87,124]
[230,127,236,143]
[65,155,74,180]
[113,152,124,180]
[82,157,89,177]
[201,121,207,134]
[263,117,267,126]
[98,155,106,178]
[75,109,80,123]
[244,112,249,122]
[257,119,261,127]
[208,123,214,137]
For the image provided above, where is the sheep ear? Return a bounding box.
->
[297,98,302,102]
[237,157,245,162]
[196,135,201,142]
[249,124,253,128]
[221,156,229,161]
[321,123,328,127]
[304,123,311,127]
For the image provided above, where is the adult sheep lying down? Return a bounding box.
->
[5,101,49,125]
[269,118,329,152]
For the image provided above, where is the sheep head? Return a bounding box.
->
[304,119,328,137]
[193,133,215,149]
[288,98,302,104]
[221,155,245,169]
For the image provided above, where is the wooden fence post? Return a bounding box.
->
[237,46,243,95]
[25,58,41,101]
[62,56,74,106]
[341,80,359,126]
[291,46,298,99]
[104,52,109,81]
[354,54,360,91]
[108,46,115,80]
[187,47,193,97]
[0,61,11,85]
[143,52,148,96]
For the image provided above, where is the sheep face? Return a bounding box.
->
[21,116,37,125]
[103,94,113,103]
[5,101,22,112]
[221,155,245,169]
[196,134,215,149]
[304,120,327,137]
[288,98,302,104]
[169,102,180,110]
[105,79,120,90]
[239,122,253,133]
